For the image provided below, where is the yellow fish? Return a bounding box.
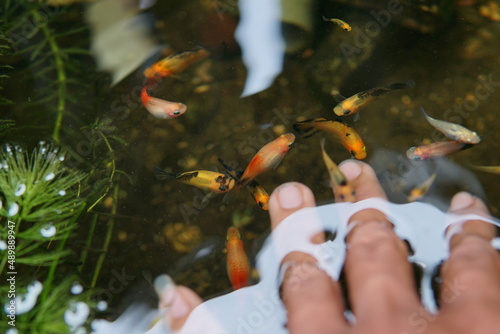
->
[294,118,367,159]
[333,82,412,116]
[407,172,437,202]
[320,138,355,202]
[472,165,500,175]
[322,16,352,31]
[153,167,235,193]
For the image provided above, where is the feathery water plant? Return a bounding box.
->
[0,141,86,269]
[0,142,96,334]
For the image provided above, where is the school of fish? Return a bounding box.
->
[146,14,490,291]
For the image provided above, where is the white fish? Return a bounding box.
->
[421,107,480,144]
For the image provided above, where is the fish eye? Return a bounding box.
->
[173,110,181,116]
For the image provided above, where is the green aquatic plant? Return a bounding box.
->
[0,142,96,334]
[0,31,16,138]
[1,0,93,142]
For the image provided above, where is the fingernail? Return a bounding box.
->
[168,293,190,319]
[339,160,362,180]
[154,274,176,308]
[450,191,474,211]
[278,183,303,209]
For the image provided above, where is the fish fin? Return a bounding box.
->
[333,93,346,102]
[293,119,320,138]
[420,106,430,118]
[405,80,416,88]
[387,82,412,90]
[218,158,243,179]
[153,166,177,180]
[353,112,361,123]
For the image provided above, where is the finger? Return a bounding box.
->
[269,182,348,333]
[438,192,500,322]
[154,274,203,331]
[339,159,388,224]
[339,160,420,328]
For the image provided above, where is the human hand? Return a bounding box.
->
[152,159,500,334]
[272,160,500,334]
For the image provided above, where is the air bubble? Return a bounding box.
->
[15,145,22,153]
[96,301,108,311]
[0,240,6,250]
[39,140,46,146]
[8,203,19,216]
[45,172,55,181]
[71,282,83,295]
[64,301,90,330]
[14,184,26,197]
[6,328,18,334]
[4,281,43,315]
[58,190,66,196]
[74,327,86,334]
[59,155,65,161]
[41,147,47,154]
[5,145,12,154]
[40,225,56,238]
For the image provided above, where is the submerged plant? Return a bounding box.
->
[0,142,97,334]
[1,0,93,142]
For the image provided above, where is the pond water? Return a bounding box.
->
[1,0,499,331]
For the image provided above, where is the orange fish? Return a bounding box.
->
[141,87,187,119]
[153,166,235,193]
[294,118,366,159]
[246,180,270,210]
[143,49,210,80]
[406,141,471,161]
[239,133,295,187]
[320,139,355,202]
[226,227,250,290]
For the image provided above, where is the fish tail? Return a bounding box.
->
[293,119,319,138]
[153,166,177,180]
[388,82,413,90]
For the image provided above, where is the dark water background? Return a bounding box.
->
[2,0,500,317]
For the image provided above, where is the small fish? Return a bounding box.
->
[407,172,437,202]
[246,180,270,210]
[141,87,187,119]
[471,165,500,175]
[226,227,250,290]
[420,107,481,144]
[294,118,366,159]
[143,49,210,80]
[333,82,412,116]
[239,133,296,187]
[153,166,235,193]
[406,141,471,161]
[320,139,355,202]
[322,16,351,31]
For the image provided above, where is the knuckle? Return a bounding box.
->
[348,224,403,259]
